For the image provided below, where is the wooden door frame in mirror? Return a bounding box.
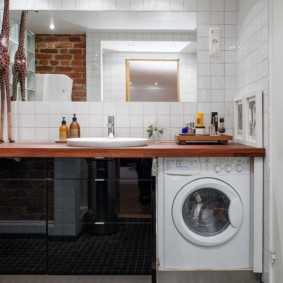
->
[126,59,180,102]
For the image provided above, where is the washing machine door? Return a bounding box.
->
[172,178,243,246]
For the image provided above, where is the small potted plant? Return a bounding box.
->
[146,124,164,143]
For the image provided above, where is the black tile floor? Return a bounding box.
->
[0,223,151,276]
[0,235,47,274]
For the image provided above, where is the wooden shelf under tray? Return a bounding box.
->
[175,134,233,145]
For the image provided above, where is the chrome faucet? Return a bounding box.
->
[107,116,115,138]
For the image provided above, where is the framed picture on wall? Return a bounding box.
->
[244,91,263,147]
[234,96,245,143]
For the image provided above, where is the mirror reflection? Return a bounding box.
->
[10,11,197,102]
[126,59,179,102]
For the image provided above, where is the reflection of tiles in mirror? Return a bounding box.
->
[0,222,151,276]
[49,223,151,275]
[0,275,151,283]
[0,234,47,274]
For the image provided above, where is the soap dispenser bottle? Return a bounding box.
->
[69,114,80,138]
[59,117,69,141]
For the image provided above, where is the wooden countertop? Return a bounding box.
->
[0,141,265,158]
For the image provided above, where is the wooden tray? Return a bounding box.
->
[175,134,233,145]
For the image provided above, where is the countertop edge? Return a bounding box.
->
[0,142,265,158]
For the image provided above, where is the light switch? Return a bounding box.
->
[209,27,221,56]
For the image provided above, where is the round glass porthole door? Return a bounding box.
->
[172,178,243,247]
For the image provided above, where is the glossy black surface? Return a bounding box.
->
[0,158,155,278]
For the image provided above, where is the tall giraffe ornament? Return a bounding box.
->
[12,10,28,102]
[0,0,13,143]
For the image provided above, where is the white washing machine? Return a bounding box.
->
[157,157,252,270]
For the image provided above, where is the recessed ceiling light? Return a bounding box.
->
[154,82,158,86]
[48,23,56,30]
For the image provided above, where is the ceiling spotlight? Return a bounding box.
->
[48,23,56,30]
[154,82,158,86]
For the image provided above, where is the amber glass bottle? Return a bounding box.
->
[59,117,69,141]
[69,114,80,138]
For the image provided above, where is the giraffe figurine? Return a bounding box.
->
[12,10,28,101]
[0,0,13,143]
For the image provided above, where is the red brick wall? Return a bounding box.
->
[0,158,54,221]
[35,34,86,101]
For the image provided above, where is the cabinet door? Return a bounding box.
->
[48,158,154,276]
[0,158,49,274]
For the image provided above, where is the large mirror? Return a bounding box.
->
[10,10,197,102]
[126,59,179,102]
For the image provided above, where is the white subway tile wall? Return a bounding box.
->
[238,1,269,282]
[8,101,217,142]
[1,1,235,142]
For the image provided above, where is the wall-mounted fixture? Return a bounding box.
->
[209,27,221,56]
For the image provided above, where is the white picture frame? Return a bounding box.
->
[244,91,263,147]
[234,96,245,143]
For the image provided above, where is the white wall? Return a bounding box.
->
[6,0,237,141]
[95,33,197,102]
[7,101,201,142]
[270,0,283,282]
[237,0,270,282]
[86,1,238,134]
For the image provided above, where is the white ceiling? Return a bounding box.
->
[101,40,196,53]
[10,11,197,34]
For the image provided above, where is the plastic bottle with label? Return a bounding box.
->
[59,117,69,141]
[69,114,80,138]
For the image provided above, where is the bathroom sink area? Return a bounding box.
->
[66,137,148,148]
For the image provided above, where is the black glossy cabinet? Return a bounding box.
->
[0,157,155,278]
[0,158,53,274]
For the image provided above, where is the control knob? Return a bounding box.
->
[215,165,221,173]
[236,164,242,172]
[225,165,232,173]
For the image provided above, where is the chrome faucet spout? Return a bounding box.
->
[107,116,115,138]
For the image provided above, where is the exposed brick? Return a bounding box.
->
[71,60,83,66]
[35,37,44,43]
[60,60,71,66]
[54,66,73,72]
[60,49,69,54]
[72,96,86,102]
[74,43,86,49]
[40,48,58,54]
[36,66,54,73]
[69,36,82,42]
[74,54,85,60]
[55,54,72,60]
[59,36,71,42]
[72,66,86,72]
[68,73,82,79]
[73,78,86,84]
[40,36,60,42]
[73,90,86,96]
[35,34,86,101]
[50,60,59,66]
[39,59,49,65]
[36,42,49,48]
[69,49,82,55]
[35,54,52,60]
[55,42,73,49]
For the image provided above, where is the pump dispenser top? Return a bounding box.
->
[59,117,68,141]
[69,114,80,138]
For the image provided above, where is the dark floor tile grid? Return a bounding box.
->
[0,238,47,274]
[48,223,151,275]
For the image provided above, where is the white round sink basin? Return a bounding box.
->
[67,137,148,148]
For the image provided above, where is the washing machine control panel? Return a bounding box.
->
[165,158,201,174]
[164,157,250,175]
[201,157,250,174]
